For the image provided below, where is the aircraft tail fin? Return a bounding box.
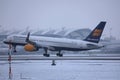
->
[84,21,106,43]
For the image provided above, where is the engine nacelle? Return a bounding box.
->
[24,43,38,52]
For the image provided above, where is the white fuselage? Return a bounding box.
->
[4,35,103,51]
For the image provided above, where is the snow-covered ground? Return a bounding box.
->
[0,60,120,80]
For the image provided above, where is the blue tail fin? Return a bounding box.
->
[84,21,106,43]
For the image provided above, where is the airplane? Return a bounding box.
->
[3,21,106,57]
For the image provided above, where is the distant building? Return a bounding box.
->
[65,28,91,39]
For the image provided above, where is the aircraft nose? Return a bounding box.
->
[3,39,8,44]
[3,39,10,44]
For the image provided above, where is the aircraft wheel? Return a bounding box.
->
[13,50,17,52]
[46,54,50,57]
[59,54,63,57]
[56,53,63,57]
[43,54,50,57]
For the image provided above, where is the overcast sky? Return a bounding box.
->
[0,0,120,39]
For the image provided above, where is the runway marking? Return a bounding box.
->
[0,55,120,60]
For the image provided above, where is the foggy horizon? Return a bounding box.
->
[0,0,120,39]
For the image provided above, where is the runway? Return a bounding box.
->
[1,54,120,80]
[0,55,120,61]
[0,59,120,80]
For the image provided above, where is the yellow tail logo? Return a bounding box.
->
[92,29,102,37]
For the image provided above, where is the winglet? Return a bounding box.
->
[84,21,106,43]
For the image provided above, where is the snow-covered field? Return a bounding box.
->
[0,60,120,80]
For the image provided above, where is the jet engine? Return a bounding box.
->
[24,43,39,51]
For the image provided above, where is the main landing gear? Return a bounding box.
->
[56,53,63,57]
[56,51,63,57]
[43,48,50,57]
[43,49,63,57]
[43,53,50,57]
